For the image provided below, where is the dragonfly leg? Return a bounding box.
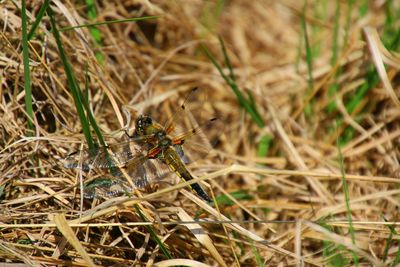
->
[124,129,135,139]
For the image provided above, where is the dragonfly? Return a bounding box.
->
[64,88,221,202]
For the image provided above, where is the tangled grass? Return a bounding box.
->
[1,0,400,266]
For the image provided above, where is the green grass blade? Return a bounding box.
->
[393,242,400,266]
[59,16,160,32]
[300,3,315,117]
[340,67,378,145]
[295,13,304,73]
[78,72,105,148]
[327,0,353,113]
[27,0,50,40]
[310,2,326,57]
[327,83,339,113]
[383,0,400,51]
[84,65,90,108]
[202,40,273,158]
[201,44,265,128]
[381,215,394,263]
[319,216,350,266]
[384,0,394,30]
[336,123,359,265]
[346,67,378,114]
[358,0,368,17]
[195,190,253,217]
[76,70,120,176]
[0,184,5,199]
[301,4,315,95]
[388,28,400,50]
[341,1,398,145]
[245,89,264,123]
[380,215,400,266]
[47,6,94,149]
[326,0,341,113]
[331,0,340,67]
[85,0,104,63]
[216,190,253,206]
[21,0,35,135]
[200,0,225,31]
[135,205,172,259]
[257,135,272,158]
[219,36,235,82]
[343,0,355,50]
[249,238,264,266]
[323,242,347,266]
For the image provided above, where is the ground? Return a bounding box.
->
[0,1,400,266]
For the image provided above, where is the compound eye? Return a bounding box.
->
[137,115,143,123]
[145,117,152,125]
[135,117,144,133]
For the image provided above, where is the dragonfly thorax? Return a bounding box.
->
[156,130,172,148]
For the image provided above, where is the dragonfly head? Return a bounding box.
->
[135,115,153,135]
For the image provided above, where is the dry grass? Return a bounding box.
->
[1,0,400,266]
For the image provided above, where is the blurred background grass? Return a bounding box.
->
[1,0,400,265]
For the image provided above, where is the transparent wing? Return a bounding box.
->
[64,143,141,199]
[124,155,172,188]
[136,87,223,164]
[171,117,223,164]
[63,137,152,170]
[64,141,173,199]
[163,87,224,163]
[82,176,133,199]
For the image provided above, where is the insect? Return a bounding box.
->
[64,88,221,202]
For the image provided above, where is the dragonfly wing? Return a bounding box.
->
[163,87,224,163]
[125,156,172,188]
[64,141,144,170]
[79,151,152,199]
[82,176,133,199]
[171,117,223,163]
[83,155,172,199]
[65,142,151,199]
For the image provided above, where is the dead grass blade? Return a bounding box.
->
[363,27,400,108]
[163,207,227,267]
[154,259,211,267]
[53,214,96,267]
[2,1,399,265]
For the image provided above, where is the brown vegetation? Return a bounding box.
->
[1,0,400,266]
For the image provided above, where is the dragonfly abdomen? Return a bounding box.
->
[187,180,211,202]
[164,148,211,202]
